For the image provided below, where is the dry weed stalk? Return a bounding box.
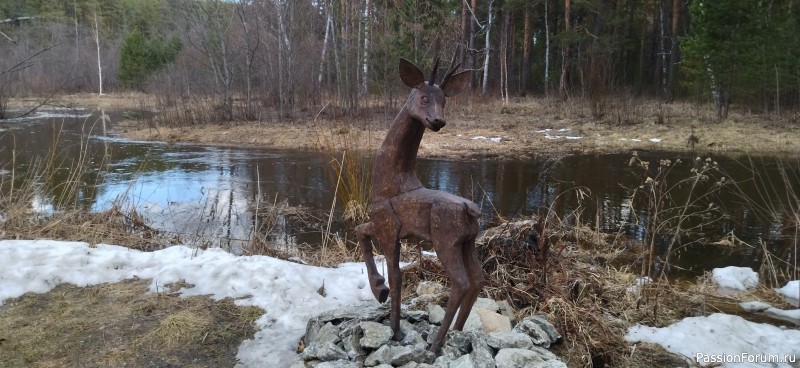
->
[1,115,168,250]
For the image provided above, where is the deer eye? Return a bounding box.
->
[421,96,429,104]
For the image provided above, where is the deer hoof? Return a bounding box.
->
[370,277,390,302]
[374,284,390,303]
[392,330,405,342]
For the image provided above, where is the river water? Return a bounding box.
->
[1,109,797,279]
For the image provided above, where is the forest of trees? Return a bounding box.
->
[1,0,799,122]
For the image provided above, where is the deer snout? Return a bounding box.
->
[427,117,446,131]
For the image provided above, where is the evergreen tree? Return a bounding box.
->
[118,30,181,89]
[683,0,799,116]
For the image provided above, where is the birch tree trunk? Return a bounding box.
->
[319,5,332,87]
[501,10,510,104]
[482,0,494,96]
[559,0,571,99]
[361,0,370,96]
[658,0,668,96]
[92,12,103,96]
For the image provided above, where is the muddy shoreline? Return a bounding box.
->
[11,93,800,160]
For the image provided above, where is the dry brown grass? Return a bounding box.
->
[0,279,263,368]
[394,216,793,367]
[1,205,167,251]
[113,95,800,160]
[8,92,153,111]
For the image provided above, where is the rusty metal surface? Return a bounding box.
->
[356,54,484,353]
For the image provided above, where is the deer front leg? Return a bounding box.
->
[369,203,405,341]
[381,233,404,342]
[356,222,389,302]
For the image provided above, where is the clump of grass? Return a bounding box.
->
[313,117,374,224]
[145,309,212,348]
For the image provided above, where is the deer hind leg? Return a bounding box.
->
[356,222,389,302]
[375,230,404,342]
[452,236,485,331]
[428,203,474,353]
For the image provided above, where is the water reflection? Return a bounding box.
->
[0,111,798,278]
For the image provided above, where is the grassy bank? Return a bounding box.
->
[122,96,800,159]
[10,93,800,159]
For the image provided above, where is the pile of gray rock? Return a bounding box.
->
[292,281,565,368]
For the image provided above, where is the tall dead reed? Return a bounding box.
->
[723,156,800,286]
[1,114,162,250]
[311,103,376,260]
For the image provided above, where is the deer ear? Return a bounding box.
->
[399,58,425,88]
[442,70,471,97]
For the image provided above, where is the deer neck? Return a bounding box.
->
[371,107,426,202]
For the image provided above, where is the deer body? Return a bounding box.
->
[356,57,483,353]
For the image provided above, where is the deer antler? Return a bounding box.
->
[440,45,463,89]
[429,56,441,86]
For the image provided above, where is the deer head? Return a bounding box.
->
[399,55,471,132]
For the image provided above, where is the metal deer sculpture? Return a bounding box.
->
[355,54,483,353]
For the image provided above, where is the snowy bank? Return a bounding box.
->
[0,240,375,367]
[711,266,759,290]
[626,313,800,367]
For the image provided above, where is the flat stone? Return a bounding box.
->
[486,331,534,349]
[473,297,500,312]
[494,348,567,368]
[314,322,341,345]
[438,330,472,360]
[304,317,324,345]
[433,355,452,367]
[512,318,552,348]
[318,301,390,322]
[469,331,496,368]
[448,354,474,368]
[314,361,360,368]
[459,308,484,332]
[360,321,394,349]
[476,308,512,333]
[400,328,427,350]
[529,345,561,362]
[405,294,446,311]
[365,345,395,366]
[494,348,546,368]
[428,304,445,324]
[416,281,446,296]
[403,309,429,322]
[530,316,562,344]
[301,341,348,362]
[391,346,436,365]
